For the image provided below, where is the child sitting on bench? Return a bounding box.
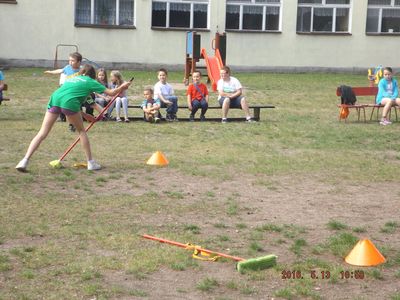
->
[141,87,161,123]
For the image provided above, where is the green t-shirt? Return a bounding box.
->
[47,75,106,112]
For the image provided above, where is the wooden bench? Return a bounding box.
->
[336,86,396,122]
[127,104,275,121]
[1,83,10,102]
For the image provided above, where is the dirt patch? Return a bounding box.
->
[83,168,400,299]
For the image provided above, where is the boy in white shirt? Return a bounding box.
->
[217,66,253,123]
[153,68,178,121]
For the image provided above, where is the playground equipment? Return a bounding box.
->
[201,48,224,92]
[53,44,101,69]
[184,32,227,91]
[368,65,383,86]
[53,44,79,69]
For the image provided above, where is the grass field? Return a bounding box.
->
[0,68,399,299]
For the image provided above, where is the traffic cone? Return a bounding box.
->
[345,239,386,266]
[146,151,169,166]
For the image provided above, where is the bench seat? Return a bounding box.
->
[127,104,275,121]
[335,86,395,122]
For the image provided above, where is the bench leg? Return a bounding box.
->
[253,107,260,121]
[363,107,366,122]
[369,107,375,121]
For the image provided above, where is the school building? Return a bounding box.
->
[0,0,399,72]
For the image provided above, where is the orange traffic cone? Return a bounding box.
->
[146,151,169,166]
[345,239,386,266]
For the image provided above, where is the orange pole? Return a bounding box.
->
[142,234,245,262]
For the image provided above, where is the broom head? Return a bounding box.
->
[49,160,63,169]
[236,254,277,273]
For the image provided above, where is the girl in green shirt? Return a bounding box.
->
[16,64,131,172]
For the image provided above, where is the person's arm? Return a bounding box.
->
[153,99,161,110]
[187,94,192,111]
[103,81,131,96]
[393,80,399,99]
[219,88,242,98]
[140,100,147,112]
[44,69,63,75]
[228,88,242,99]
[152,103,160,110]
[217,80,236,98]
[158,93,171,105]
[155,83,172,105]
[0,79,4,91]
[90,103,103,114]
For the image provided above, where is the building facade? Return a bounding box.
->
[0,0,399,72]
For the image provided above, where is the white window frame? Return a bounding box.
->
[152,0,210,29]
[75,0,135,27]
[297,0,352,33]
[367,0,400,33]
[226,0,282,32]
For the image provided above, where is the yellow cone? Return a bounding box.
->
[345,239,386,266]
[146,151,169,166]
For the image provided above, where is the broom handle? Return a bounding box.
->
[58,78,133,162]
[142,234,244,262]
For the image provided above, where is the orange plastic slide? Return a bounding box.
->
[201,48,224,91]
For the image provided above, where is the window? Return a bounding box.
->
[75,0,134,27]
[367,0,400,33]
[226,0,281,31]
[152,0,209,29]
[296,0,351,33]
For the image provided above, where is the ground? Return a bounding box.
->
[98,168,398,300]
[1,70,400,300]
[2,167,395,299]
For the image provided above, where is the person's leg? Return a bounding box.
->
[220,97,230,120]
[166,96,178,119]
[66,112,92,161]
[240,96,252,120]
[122,97,129,121]
[200,99,208,116]
[24,111,60,160]
[107,101,115,118]
[95,98,107,108]
[381,98,393,122]
[115,97,122,121]
[191,100,200,116]
[167,96,178,113]
[145,104,153,122]
[16,110,59,171]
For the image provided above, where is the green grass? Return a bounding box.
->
[326,232,359,257]
[327,220,348,231]
[380,221,399,234]
[1,68,399,299]
[196,277,219,292]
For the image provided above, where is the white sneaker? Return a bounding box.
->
[16,158,29,172]
[87,160,101,171]
[380,119,392,126]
